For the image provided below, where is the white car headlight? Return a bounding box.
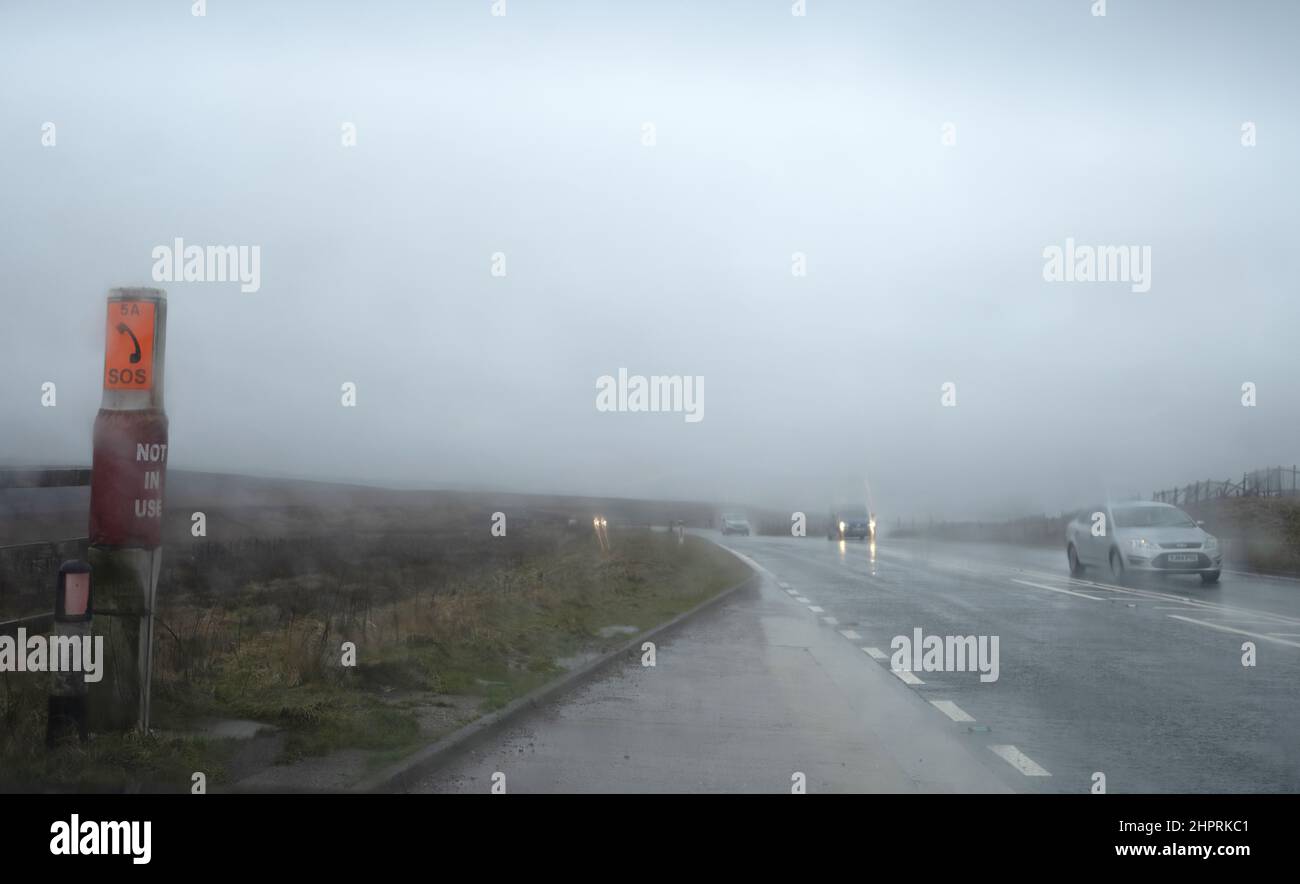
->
[1203,535,1219,551]
[1128,538,1154,553]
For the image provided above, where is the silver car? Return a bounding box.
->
[1065,501,1222,585]
[720,513,751,536]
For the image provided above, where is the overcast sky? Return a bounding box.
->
[2,0,1298,520]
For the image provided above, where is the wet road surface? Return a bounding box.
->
[415,534,1300,793]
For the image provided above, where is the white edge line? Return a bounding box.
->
[1055,571,1300,626]
[1222,567,1300,584]
[1011,578,1104,601]
[1166,614,1300,649]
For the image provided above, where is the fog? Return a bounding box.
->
[2,0,1298,521]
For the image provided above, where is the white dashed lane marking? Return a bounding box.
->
[890,668,924,685]
[929,700,975,722]
[989,745,1052,777]
[762,560,1031,744]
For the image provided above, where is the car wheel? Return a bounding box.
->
[1201,570,1221,585]
[1067,544,1085,576]
[1108,548,1127,585]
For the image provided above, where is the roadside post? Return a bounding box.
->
[46,560,93,746]
[87,287,168,732]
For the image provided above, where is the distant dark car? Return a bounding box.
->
[721,513,751,536]
[828,508,875,541]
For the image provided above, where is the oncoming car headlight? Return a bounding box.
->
[1203,535,1219,552]
[1128,537,1155,554]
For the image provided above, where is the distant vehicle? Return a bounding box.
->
[1065,501,1221,585]
[829,506,875,541]
[720,513,751,536]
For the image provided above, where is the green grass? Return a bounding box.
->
[0,684,229,791]
[2,528,749,790]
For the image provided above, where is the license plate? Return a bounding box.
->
[1167,553,1198,563]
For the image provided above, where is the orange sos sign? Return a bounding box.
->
[103,300,156,390]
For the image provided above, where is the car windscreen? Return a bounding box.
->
[1112,506,1196,528]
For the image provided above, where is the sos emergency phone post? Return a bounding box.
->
[87,287,168,732]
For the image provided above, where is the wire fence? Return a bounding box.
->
[1152,465,1300,505]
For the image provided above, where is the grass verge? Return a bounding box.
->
[1,527,748,790]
